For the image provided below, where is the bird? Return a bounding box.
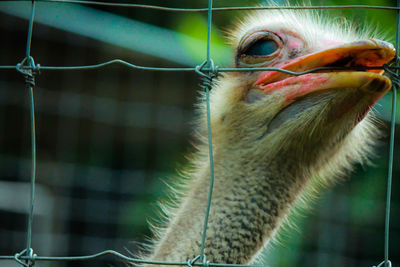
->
[143,5,395,266]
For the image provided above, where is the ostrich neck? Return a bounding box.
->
[147,146,307,265]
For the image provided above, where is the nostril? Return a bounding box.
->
[370,38,395,51]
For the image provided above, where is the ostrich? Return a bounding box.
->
[144,7,395,266]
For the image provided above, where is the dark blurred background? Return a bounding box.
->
[0,0,399,266]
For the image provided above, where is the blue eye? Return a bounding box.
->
[245,39,279,56]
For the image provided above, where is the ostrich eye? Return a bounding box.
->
[237,31,282,66]
[244,39,279,56]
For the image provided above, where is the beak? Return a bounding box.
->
[254,39,395,103]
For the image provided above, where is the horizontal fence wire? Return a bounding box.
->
[0,0,398,267]
[14,0,400,11]
[0,251,267,267]
[0,60,398,74]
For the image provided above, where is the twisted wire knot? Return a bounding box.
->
[383,63,400,87]
[16,56,40,88]
[195,59,219,90]
[14,248,37,267]
[187,255,200,267]
[374,260,392,267]
[186,255,210,267]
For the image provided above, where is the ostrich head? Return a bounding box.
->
[147,7,395,266]
[207,9,394,177]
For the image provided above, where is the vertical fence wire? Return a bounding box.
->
[199,0,215,263]
[382,77,396,267]
[24,1,37,265]
[381,1,400,266]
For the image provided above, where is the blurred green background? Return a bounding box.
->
[0,0,399,266]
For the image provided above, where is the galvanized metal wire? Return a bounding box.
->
[0,0,398,266]
[0,61,392,73]
[18,0,400,11]
[378,1,400,266]
[199,1,215,264]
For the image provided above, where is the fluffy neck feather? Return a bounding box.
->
[145,101,377,265]
[148,147,303,264]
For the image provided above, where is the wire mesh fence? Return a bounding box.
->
[0,0,399,266]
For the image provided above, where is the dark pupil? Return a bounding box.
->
[245,39,278,56]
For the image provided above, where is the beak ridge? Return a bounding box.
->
[255,39,395,88]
